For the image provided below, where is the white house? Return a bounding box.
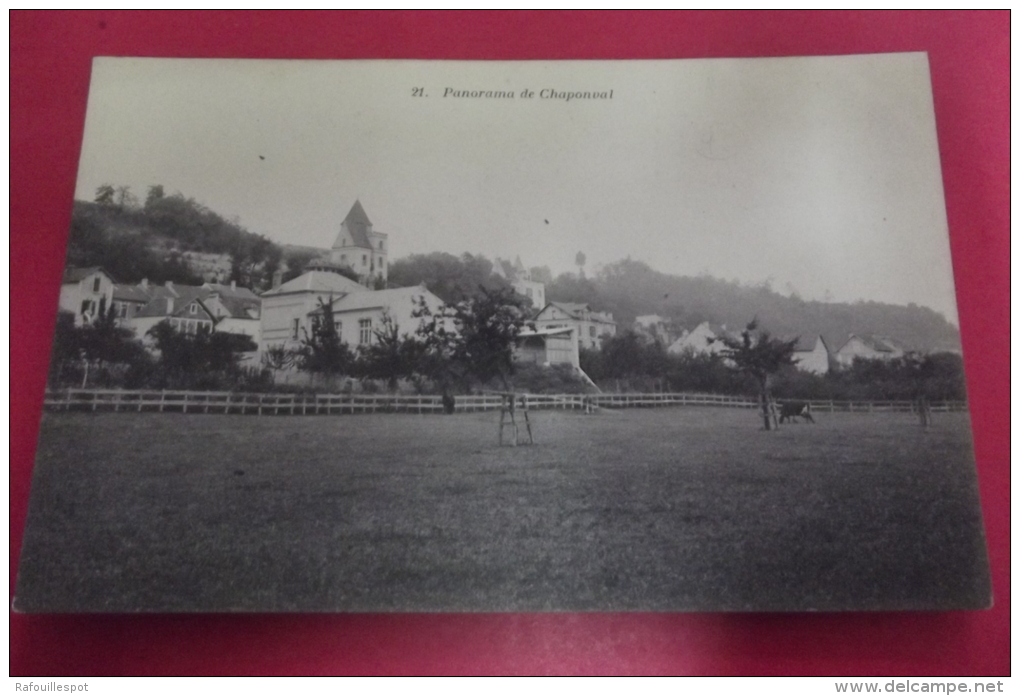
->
[515,327,579,368]
[835,334,905,367]
[260,270,368,350]
[791,335,831,375]
[306,285,446,349]
[59,267,115,326]
[532,301,617,351]
[667,321,731,356]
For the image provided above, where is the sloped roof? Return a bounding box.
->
[212,295,261,320]
[203,283,260,301]
[545,301,590,318]
[134,287,211,319]
[62,266,111,284]
[337,199,374,248]
[791,335,829,353]
[537,301,615,324]
[840,333,903,354]
[310,285,438,315]
[261,270,366,297]
[112,284,152,303]
[518,327,574,338]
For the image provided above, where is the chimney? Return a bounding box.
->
[166,297,174,314]
[140,278,148,289]
[272,270,283,290]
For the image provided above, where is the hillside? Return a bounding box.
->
[547,259,960,353]
[67,193,291,290]
[67,194,960,354]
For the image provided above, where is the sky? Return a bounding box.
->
[74,55,959,324]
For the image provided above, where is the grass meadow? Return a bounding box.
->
[15,407,990,612]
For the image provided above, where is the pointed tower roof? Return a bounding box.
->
[344,199,372,228]
[334,199,374,249]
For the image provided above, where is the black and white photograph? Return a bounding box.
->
[14,55,991,612]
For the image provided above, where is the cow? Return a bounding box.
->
[779,401,814,424]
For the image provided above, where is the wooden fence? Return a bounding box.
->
[42,389,968,416]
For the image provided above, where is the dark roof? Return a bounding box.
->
[134,287,211,319]
[62,266,111,284]
[342,200,373,248]
[112,284,152,303]
[212,295,261,319]
[204,283,260,302]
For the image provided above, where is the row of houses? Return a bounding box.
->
[58,200,912,381]
[662,320,906,375]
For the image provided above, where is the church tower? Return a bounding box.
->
[327,200,389,285]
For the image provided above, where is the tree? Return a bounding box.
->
[76,306,147,387]
[412,286,533,393]
[114,185,138,210]
[715,319,799,430]
[356,311,417,391]
[261,344,298,383]
[388,252,508,304]
[94,184,115,205]
[145,185,165,208]
[297,296,355,385]
[146,321,257,389]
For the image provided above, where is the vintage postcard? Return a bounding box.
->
[14,55,990,612]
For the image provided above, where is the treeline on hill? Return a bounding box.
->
[68,186,310,291]
[388,252,514,305]
[580,331,967,402]
[546,258,961,353]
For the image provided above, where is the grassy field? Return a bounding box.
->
[15,407,990,612]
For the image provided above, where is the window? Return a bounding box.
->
[81,300,90,315]
[190,303,197,314]
[362,255,367,266]
[341,254,346,264]
[93,277,101,293]
[378,240,383,249]
[359,318,372,345]
[589,326,596,337]
[293,318,300,340]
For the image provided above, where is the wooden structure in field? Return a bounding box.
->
[498,392,534,447]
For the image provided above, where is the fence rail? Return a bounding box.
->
[41,389,968,416]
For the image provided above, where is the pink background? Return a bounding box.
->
[10,11,1009,676]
